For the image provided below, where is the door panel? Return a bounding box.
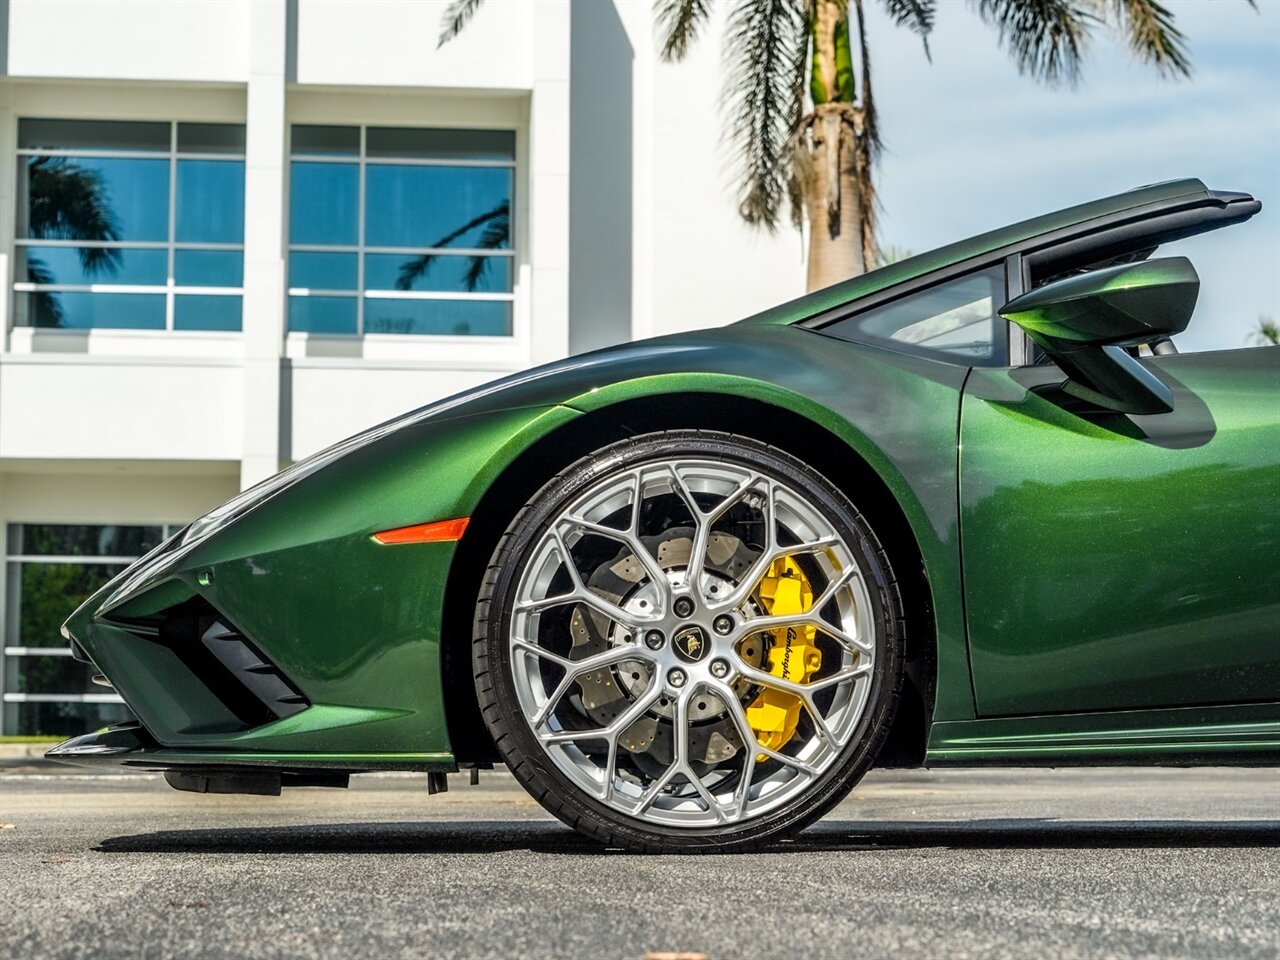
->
[960,347,1280,716]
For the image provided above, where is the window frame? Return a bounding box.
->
[1,522,182,729]
[12,119,247,333]
[810,261,1014,367]
[287,124,518,339]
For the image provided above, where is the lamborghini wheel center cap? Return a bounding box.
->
[672,624,710,664]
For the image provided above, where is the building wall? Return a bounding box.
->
[0,0,803,735]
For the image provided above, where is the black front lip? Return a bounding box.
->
[46,721,156,760]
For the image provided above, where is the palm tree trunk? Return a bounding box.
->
[803,0,867,292]
[804,105,864,290]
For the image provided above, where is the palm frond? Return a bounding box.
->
[460,207,511,291]
[786,1,814,229]
[1107,0,1190,78]
[22,255,67,328]
[1253,314,1279,347]
[26,157,121,276]
[656,0,715,61]
[880,0,935,58]
[396,201,510,293]
[972,0,1099,86]
[724,0,809,230]
[852,0,881,159]
[438,0,485,47]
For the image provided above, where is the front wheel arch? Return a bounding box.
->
[439,392,935,770]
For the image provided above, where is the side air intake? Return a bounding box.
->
[199,620,308,721]
[108,594,310,729]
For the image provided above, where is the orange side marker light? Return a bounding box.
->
[372,517,469,545]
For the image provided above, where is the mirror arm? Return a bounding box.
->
[1044,341,1175,415]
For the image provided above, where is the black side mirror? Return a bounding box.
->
[999,256,1200,415]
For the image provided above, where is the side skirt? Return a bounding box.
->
[926,702,1280,766]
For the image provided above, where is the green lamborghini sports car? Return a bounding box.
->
[52,179,1279,852]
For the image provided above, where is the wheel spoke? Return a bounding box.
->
[710,677,821,803]
[559,498,671,610]
[666,464,759,599]
[807,661,872,692]
[512,637,642,675]
[736,613,871,657]
[734,664,839,745]
[516,639,650,729]
[634,694,685,814]
[676,687,729,823]
[540,682,662,746]
[520,530,654,629]
[710,523,841,613]
[711,680,759,816]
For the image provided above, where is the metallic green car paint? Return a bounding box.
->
[929,703,1280,764]
[53,177,1279,778]
[960,347,1280,716]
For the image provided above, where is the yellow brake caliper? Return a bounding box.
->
[743,556,821,756]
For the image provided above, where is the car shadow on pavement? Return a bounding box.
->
[97,818,1280,856]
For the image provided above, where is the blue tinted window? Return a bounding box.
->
[287,125,516,337]
[289,251,358,291]
[365,252,512,293]
[289,296,358,334]
[18,292,165,329]
[174,250,243,287]
[363,298,511,336]
[13,119,247,332]
[174,295,242,331]
[290,162,358,245]
[19,246,166,286]
[25,156,168,242]
[176,160,245,243]
[365,166,511,249]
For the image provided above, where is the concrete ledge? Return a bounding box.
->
[0,742,60,761]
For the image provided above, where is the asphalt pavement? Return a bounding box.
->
[1,762,1277,960]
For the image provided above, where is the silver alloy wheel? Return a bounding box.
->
[508,458,876,828]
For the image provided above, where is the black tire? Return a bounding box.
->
[473,429,905,853]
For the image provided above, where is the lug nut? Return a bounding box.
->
[709,658,730,679]
[673,596,695,618]
[712,614,734,636]
[645,630,665,650]
[667,668,687,688]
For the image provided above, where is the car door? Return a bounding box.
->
[959,340,1280,717]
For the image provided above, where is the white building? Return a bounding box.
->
[0,0,802,736]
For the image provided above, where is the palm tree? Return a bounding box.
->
[441,0,1243,292]
[1252,314,1279,346]
[24,156,122,327]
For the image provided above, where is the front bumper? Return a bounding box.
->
[54,517,460,769]
[52,402,580,774]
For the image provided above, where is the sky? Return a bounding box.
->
[857,0,1280,352]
